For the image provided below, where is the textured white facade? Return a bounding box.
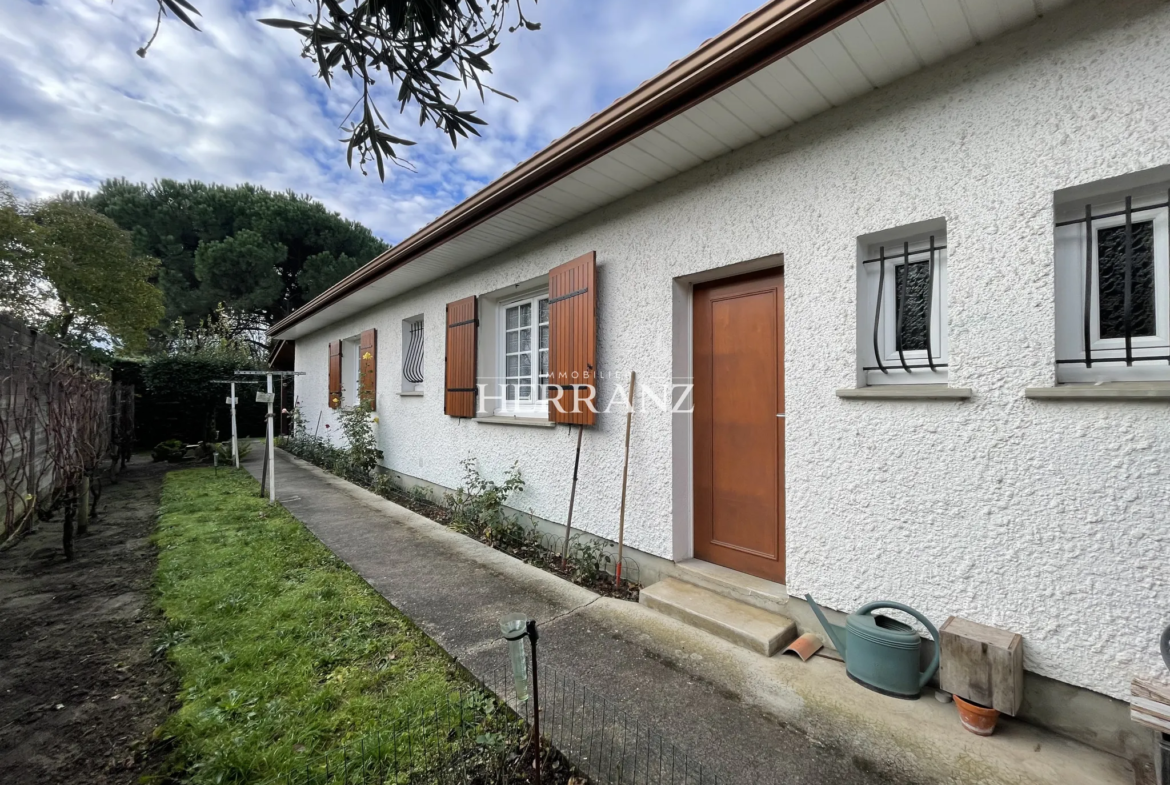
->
[293,0,1170,701]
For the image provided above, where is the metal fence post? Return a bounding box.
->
[527,619,542,785]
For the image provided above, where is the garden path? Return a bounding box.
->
[244,448,1133,785]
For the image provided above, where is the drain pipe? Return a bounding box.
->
[1161,625,1170,785]
[1160,733,1169,785]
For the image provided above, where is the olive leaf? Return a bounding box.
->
[141,0,540,180]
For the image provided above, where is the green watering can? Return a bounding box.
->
[805,595,940,700]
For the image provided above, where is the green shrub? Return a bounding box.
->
[371,471,399,498]
[565,536,615,585]
[213,440,253,463]
[152,439,187,463]
[444,459,525,542]
[408,484,434,505]
[142,351,263,444]
[335,402,382,484]
[282,403,379,484]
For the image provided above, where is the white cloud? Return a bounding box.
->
[0,0,763,244]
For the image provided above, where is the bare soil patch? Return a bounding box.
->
[0,457,174,785]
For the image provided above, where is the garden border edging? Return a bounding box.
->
[273,447,599,612]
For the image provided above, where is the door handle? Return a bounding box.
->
[776,413,785,418]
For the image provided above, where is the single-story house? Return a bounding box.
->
[270,0,1169,768]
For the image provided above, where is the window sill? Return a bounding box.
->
[836,385,972,400]
[474,415,556,429]
[397,391,424,397]
[1025,382,1170,400]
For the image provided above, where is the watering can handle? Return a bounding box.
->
[855,601,941,690]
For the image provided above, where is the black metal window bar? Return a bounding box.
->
[1054,192,1169,368]
[861,236,946,373]
[403,319,424,384]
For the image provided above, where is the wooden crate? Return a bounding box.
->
[939,616,1024,716]
[1131,679,1170,733]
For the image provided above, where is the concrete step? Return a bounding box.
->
[639,577,798,656]
[674,559,789,616]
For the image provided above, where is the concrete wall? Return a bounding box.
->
[293,0,1170,702]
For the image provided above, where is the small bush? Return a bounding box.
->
[445,459,525,541]
[283,402,381,485]
[152,439,187,463]
[371,471,398,498]
[283,404,345,470]
[565,536,615,585]
[213,440,252,463]
[335,402,382,484]
[408,484,434,505]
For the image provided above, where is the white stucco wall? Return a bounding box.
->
[293,0,1170,701]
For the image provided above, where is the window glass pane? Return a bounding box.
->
[539,298,549,324]
[519,303,531,328]
[539,324,548,350]
[894,260,930,352]
[538,350,548,375]
[519,353,531,377]
[518,384,531,399]
[506,306,519,330]
[1098,221,1156,339]
[506,356,518,377]
[506,331,518,353]
[505,381,517,401]
[520,328,531,352]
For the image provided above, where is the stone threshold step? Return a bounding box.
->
[640,577,798,656]
[674,558,789,616]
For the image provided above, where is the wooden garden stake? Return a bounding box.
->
[616,371,635,586]
[561,424,584,569]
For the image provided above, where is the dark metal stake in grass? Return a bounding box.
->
[527,619,542,785]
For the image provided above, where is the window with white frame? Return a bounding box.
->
[859,226,948,385]
[1054,184,1170,382]
[496,291,550,416]
[340,335,361,405]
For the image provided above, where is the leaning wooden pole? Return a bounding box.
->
[615,371,636,587]
[560,424,585,568]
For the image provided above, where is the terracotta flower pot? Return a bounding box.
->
[954,695,1000,736]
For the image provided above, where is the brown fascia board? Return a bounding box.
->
[270,0,882,337]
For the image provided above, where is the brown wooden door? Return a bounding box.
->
[693,270,785,583]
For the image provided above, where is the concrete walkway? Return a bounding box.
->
[244,449,1133,785]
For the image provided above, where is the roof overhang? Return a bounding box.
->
[271,0,1068,340]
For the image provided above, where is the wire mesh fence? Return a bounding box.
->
[506,664,718,785]
[269,656,718,785]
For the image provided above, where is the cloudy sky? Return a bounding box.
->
[0,0,764,243]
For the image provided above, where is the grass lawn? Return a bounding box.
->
[153,468,468,784]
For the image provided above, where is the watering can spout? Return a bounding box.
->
[804,594,846,655]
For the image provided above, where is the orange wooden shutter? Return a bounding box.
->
[547,251,597,426]
[444,296,478,418]
[359,328,377,410]
[328,340,342,409]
